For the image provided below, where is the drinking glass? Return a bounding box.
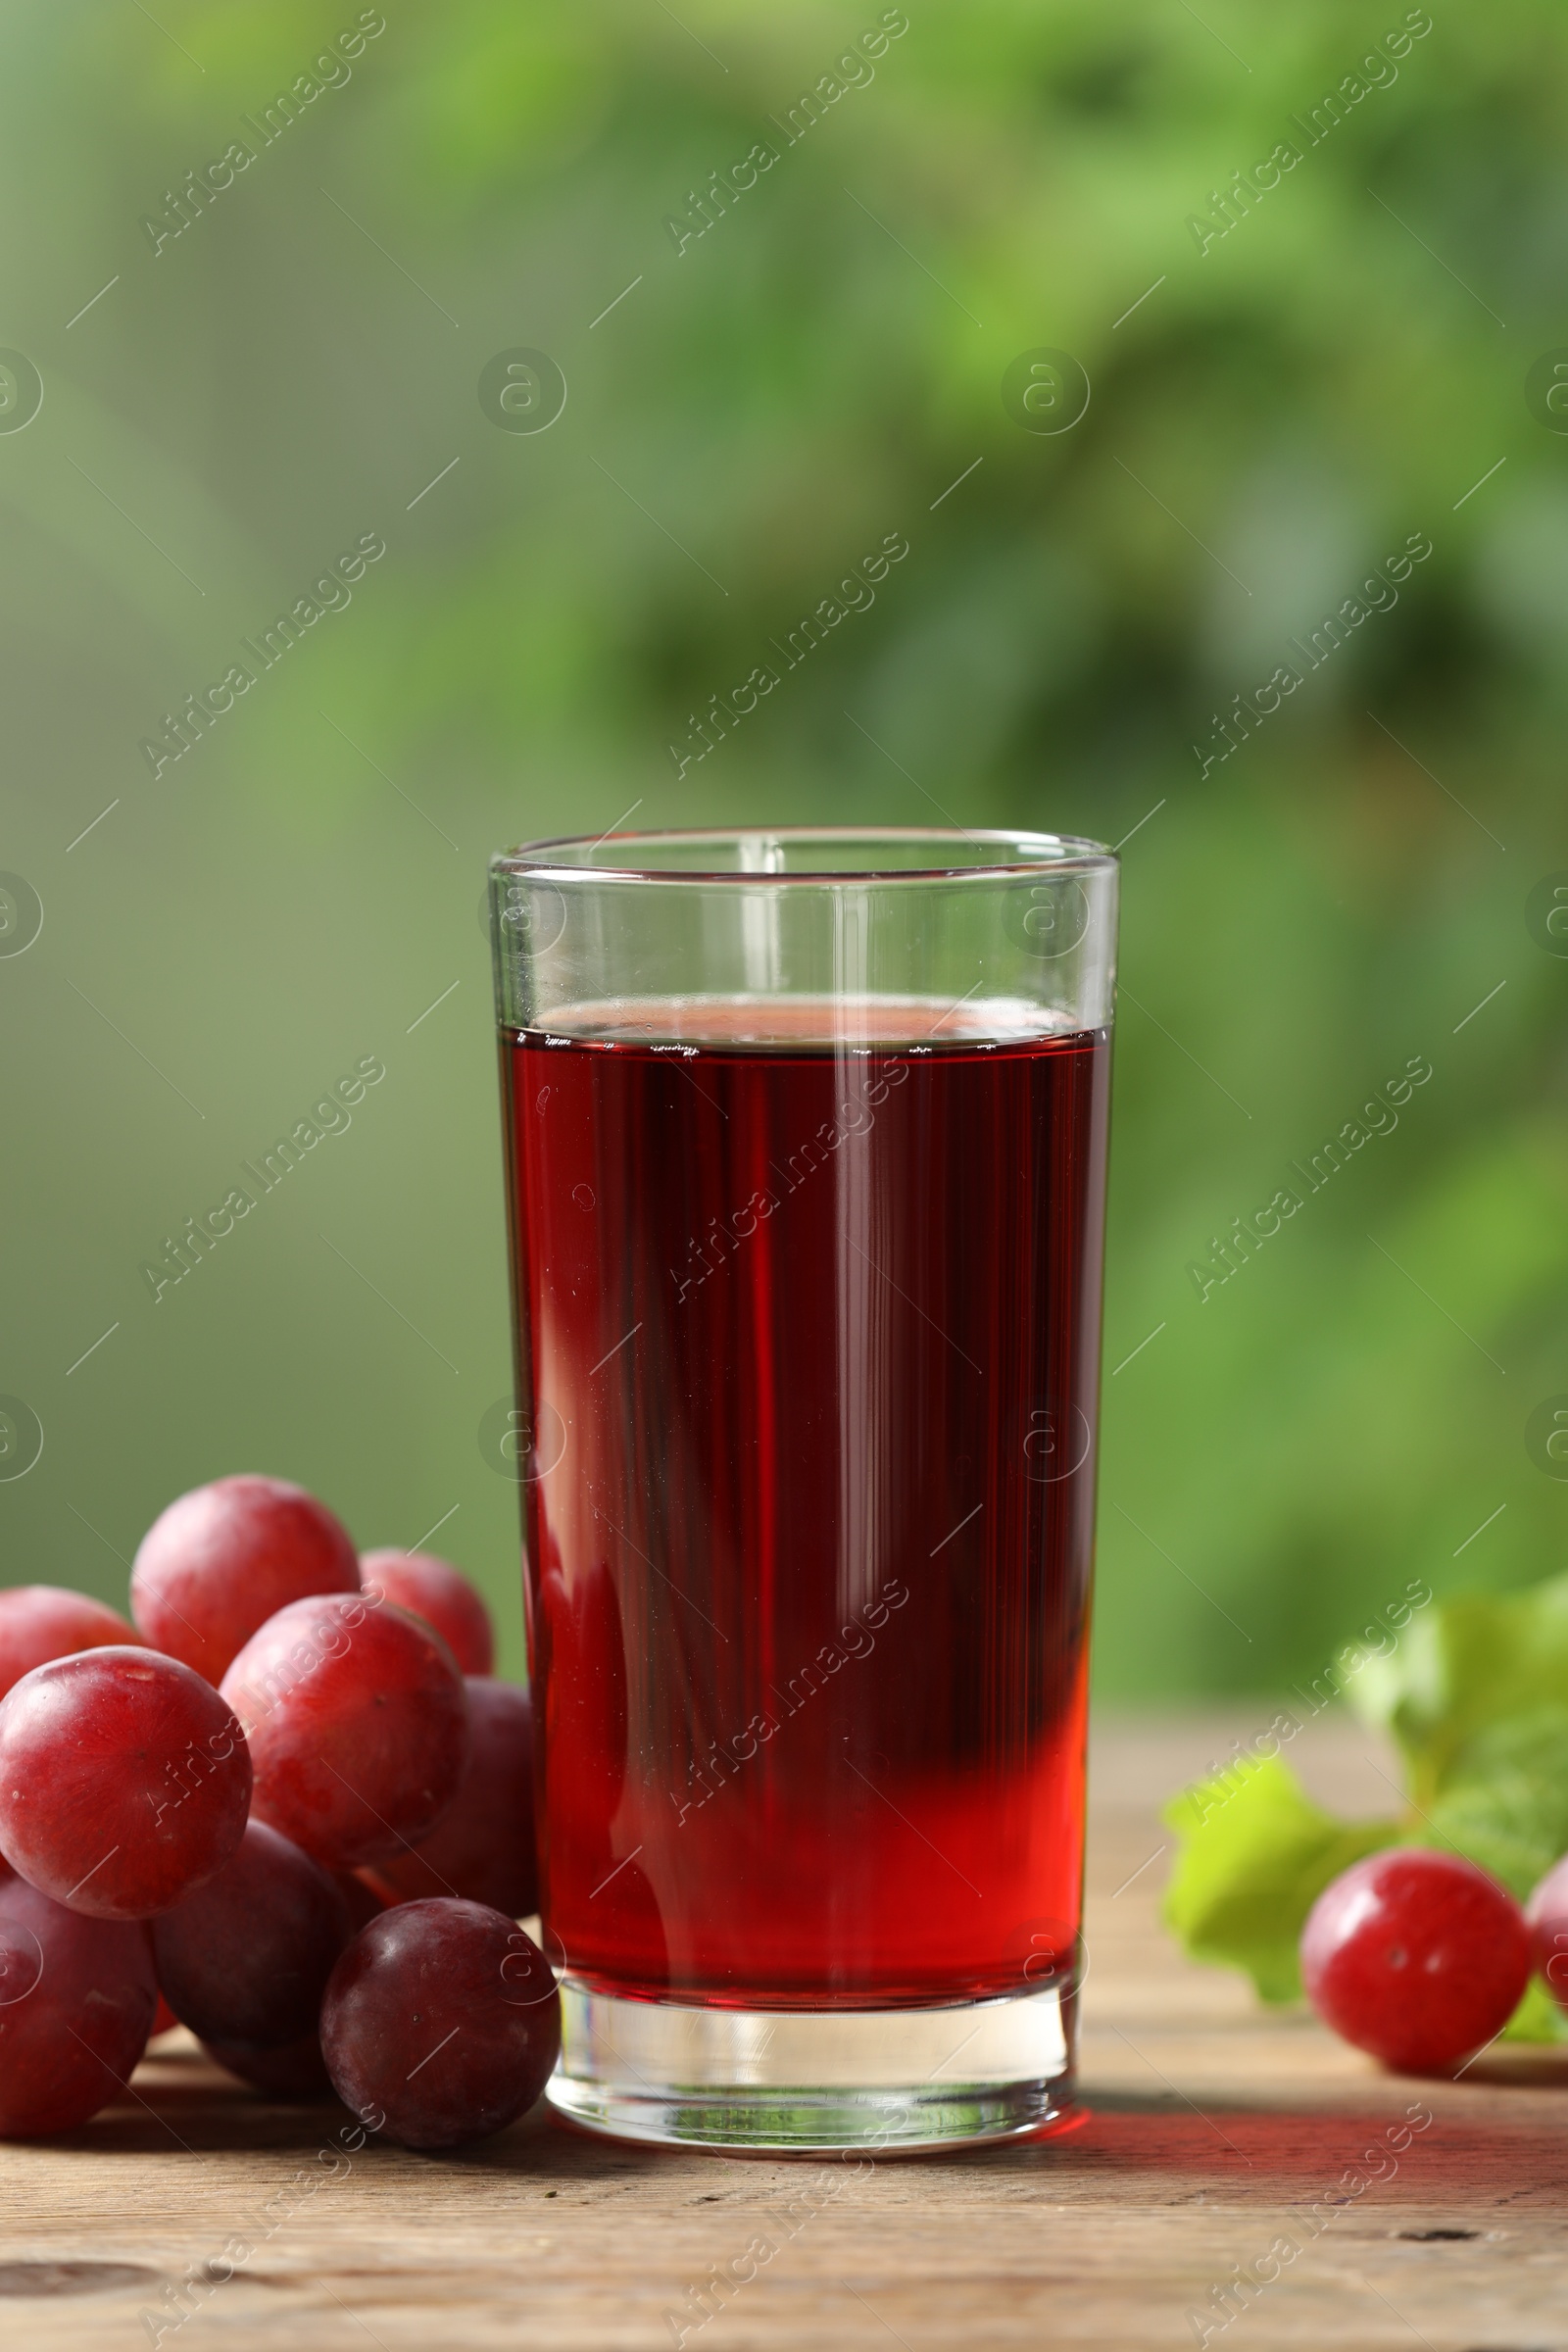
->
[489,826,1117,2150]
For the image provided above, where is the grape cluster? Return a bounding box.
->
[0,1475,556,2145]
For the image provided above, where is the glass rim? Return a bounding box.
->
[490,823,1117,886]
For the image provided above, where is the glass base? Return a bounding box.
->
[548,1977,1077,2152]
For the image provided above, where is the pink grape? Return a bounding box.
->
[360,1550,494,1675]
[151,1819,351,2046]
[132,1475,360,1685]
[1301,1847,1531,2074]
[0,1587,145,1701]
[320,1898,560,2148]
[0,1876,157,2135]
[1526,1852,1568,2002]
[377,1680,536,1916]
[0,1648,251,1920]
[220,1595,469,1871]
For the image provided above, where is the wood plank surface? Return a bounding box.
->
[3,1713,1564,2351]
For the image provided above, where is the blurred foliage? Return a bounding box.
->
[1165,1566,1568,2035]
[1,0,1564,1690]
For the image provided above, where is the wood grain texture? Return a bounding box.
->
[2,1712,1564,2350]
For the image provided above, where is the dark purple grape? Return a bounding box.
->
[0,1876,157,2134]
[151,1819,351,2046]
[320,1899,559,2149]
[376,1680,536,1916]
[202,2032,335,2100]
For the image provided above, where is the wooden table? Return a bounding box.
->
[5,1714,1565,2349]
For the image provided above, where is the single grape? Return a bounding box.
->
[0,1648,251,1920]
[1301,1847,1530,2074]
[151,1819,351,2046]
[220,1595,469,1872]
[203,2031,335,2100]
[376,1679,536,1916]
[0,1876,157,2134]
[320,1898,560,2149]
[0,1587,144,1700]
[1526,1852,1568,2002]
[360,1550,494,1676]
[132,1475,360,1685]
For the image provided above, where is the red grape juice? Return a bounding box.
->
[502,998,1109,2009]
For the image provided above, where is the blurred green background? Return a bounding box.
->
[2,0,1563,1693]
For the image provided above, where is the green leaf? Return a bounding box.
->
[1161,1754,1398,2004]
[1348,1571,1568,1806]
[1417,1708,1568,1900]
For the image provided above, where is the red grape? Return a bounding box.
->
[0,1876,157,2134]
[1301,1847,1530,2073]
[376,1679,536,1916]
[202,2032,335,2100]
[0,1587,144,1700]
[150,1991,178,2039]
[320,1899,560,2148]
[360,1550,494,1676]
[1526,1852,1568,2002]
[132,1475,360,1685]
[0,1648,251,1920]
[220,1595,469,1871]
[151,1819,351,2046]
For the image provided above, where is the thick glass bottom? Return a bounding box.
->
[548,1977,1078,2152]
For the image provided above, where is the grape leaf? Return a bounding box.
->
[1161,1754,1397,2004]
[1348,1570,1568,1806]
[1417,1709,1568,1900]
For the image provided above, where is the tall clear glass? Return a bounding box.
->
[489,827,1117,2150]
